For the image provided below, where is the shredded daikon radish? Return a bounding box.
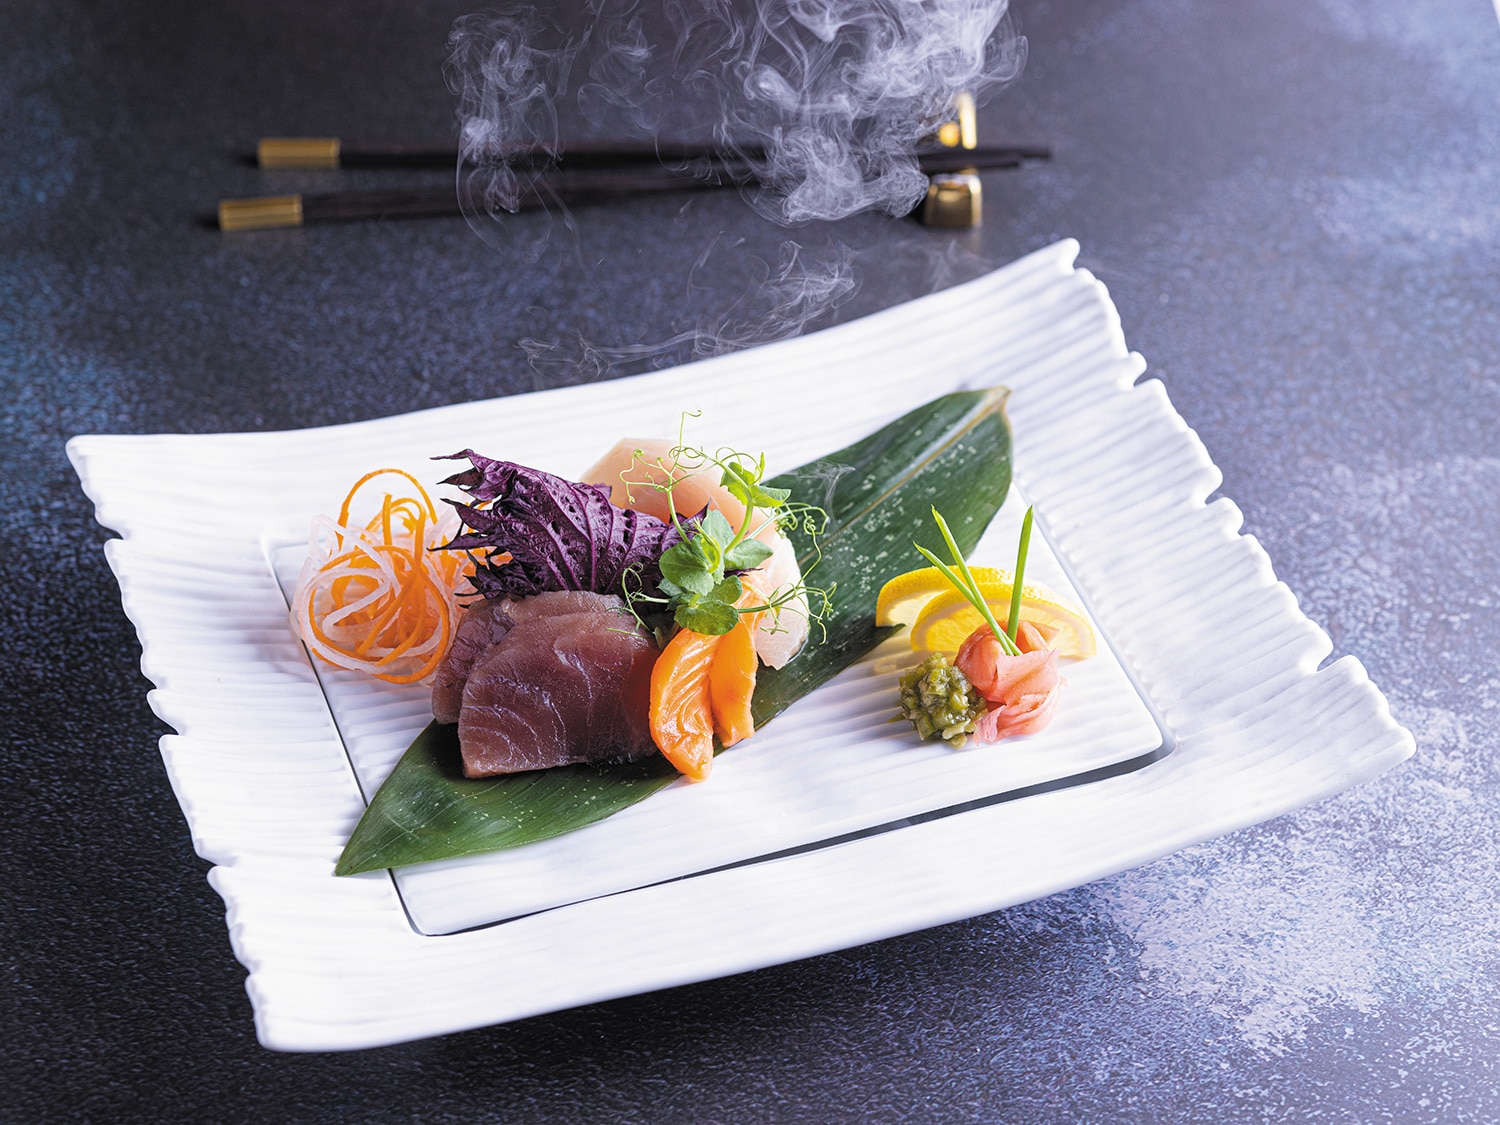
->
[291,468,490,684]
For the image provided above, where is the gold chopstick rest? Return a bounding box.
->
[218,194,304,231]
[921,173,982,228]
[258,137,341,168]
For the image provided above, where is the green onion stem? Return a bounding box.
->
[915,533,1021,658]
[931,508,1023,656]
[930,511,981,615]
[1007,506,1034,645]
[913,546,1008,648]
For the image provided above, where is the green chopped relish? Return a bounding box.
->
[898,652,984,748]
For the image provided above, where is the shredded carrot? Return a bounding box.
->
[290,468,481,684]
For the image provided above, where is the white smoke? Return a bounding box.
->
[519,237,859,379]
[445,0,1026,377]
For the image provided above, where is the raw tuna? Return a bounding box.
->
[431,598,517,723]
[431,591,627,724]
[452,593,659,776]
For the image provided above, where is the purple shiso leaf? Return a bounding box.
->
[437,450,691,600]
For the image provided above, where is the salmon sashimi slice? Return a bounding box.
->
[649,627,720,780]
[707,618,758,748]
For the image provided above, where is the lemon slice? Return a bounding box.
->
[875,566,1013,627]
[877,567,1097,658]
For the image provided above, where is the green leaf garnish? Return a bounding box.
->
[617,432,831,640]
[711,575,743,603]
[334,723,679,876]
[722,459,792,510]
[722,538,774,571]
[699,509,737,547]
[675,597,740,634]
[659,542,717,594]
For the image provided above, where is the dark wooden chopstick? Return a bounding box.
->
[254,137,1048,171]
[219,166,738,230]
[255,137,774,169]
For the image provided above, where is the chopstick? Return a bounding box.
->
[253,137,1048,171]
[219,146,1050,230]
[219,166,736,230]
[254,137,771,169]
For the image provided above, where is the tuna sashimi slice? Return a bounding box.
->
[431,597,517,724]
[431,590,630,723]
[457,603,658,776]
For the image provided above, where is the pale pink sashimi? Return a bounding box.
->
[579,439,779,544]
[954,626,1061,742]
[580,438,809,667]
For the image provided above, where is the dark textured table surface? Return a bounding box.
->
[6,0,1499,1120]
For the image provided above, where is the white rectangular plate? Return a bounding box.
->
[70,240,1413,1051]
[268,484,1164,934]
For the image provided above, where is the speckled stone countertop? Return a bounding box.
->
[5,0,1499,1120]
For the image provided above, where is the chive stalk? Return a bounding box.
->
[915,507,1023,657]
[1006,506,1034,645]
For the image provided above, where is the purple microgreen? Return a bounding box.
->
[437,451,689,600]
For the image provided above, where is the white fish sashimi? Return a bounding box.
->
[743,535,810,670]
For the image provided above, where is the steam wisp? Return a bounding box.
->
[446,0,1027,378]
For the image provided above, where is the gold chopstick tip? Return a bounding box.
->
[218,194,304,231]
[955,92,978,150]
[258,137,341,169]
[937,92,979,150]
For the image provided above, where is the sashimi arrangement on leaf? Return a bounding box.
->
[285,388,1096,876]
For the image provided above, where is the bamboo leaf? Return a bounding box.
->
[336,387,1012,875]
[334,723,677,876]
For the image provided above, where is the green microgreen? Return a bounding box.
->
[616,425,831,639]
[913,505,1038,657]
